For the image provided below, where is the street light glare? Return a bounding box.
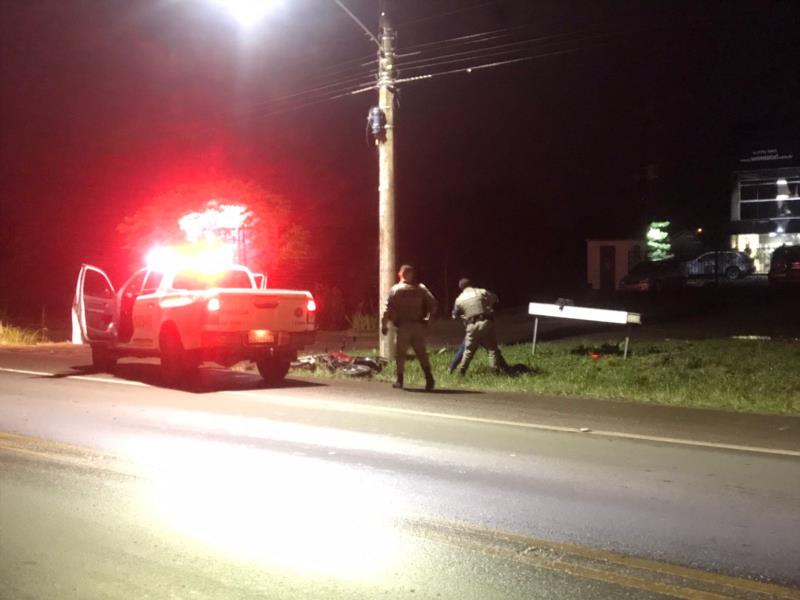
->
[214,0,281,27]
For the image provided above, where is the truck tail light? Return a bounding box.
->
[207,297,221,312]
[306,297,317,326]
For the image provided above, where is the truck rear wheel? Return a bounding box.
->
[91,344,117,373]
[256,357,290,385]
[160,328,196,386]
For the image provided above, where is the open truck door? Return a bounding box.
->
[72,264,116,344]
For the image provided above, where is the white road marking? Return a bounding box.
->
[69,375,148,387]
[0,367,50,376]
[228,390,800,458]
[2,366,799,458]
[0,367,147,387]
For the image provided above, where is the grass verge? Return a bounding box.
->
[294,338,800,416]
[0,321,42,345]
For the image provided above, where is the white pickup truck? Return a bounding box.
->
[72,263,316,385]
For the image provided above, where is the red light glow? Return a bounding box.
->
[145,242,236,273]
[159,296,195,309]
[179,203,251,244]
[145,202,253,273]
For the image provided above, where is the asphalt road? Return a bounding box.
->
[1,347,799,600]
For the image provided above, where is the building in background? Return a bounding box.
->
[586,239,645,291]
[730,146,800,273]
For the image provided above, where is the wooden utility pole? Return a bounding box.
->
[377,0,396,359]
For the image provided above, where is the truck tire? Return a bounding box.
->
[256,357,290,385]
[91,344,117,372]
[160,327,196,386]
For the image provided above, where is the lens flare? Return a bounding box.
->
[144,201,253,272]
[178,203,251,243]
[213,0,282,27]
[131,435,409,580]
[145,242,236,273]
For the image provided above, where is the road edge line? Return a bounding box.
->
[2,367,798,458]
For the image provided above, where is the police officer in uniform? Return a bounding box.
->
[381,265,437,391]
[452,278,509,375]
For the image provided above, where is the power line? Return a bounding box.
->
[279,54,377,93]
[396,14,734,78]
[299,56,377,81]
[227,31,610,122]
[396,30,605,71]
[218,55,378,118]
[247,70,376,109]
[246,83,374,120]
[230,84,374,124]
[392,41,612,86]
[395,1,499,28]
[333,0,381,48]
[165,9,704,129]
[174,76,376,136]
[398,24,536,54]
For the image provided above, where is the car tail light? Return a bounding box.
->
[791,261,800,271]
[207,297,221,311]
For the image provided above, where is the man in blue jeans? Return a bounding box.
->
[447,341,465,374]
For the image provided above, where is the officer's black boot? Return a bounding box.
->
[392,374,404,389]
[424,369,435,391]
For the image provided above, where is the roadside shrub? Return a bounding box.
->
[346,311,379,333]
[0,321,41,345]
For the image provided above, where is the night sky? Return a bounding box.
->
[2,0,800,322]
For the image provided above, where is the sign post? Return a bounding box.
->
[528,302,642,359]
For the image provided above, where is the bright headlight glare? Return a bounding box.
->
[133,436,409,580]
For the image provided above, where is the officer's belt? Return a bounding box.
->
[465,314,492,325]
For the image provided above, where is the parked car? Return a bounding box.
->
[683,251,754,280]
[768,245,800,286]
[619,259,686,292]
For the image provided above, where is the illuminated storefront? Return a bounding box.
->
[729,147,800,273]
